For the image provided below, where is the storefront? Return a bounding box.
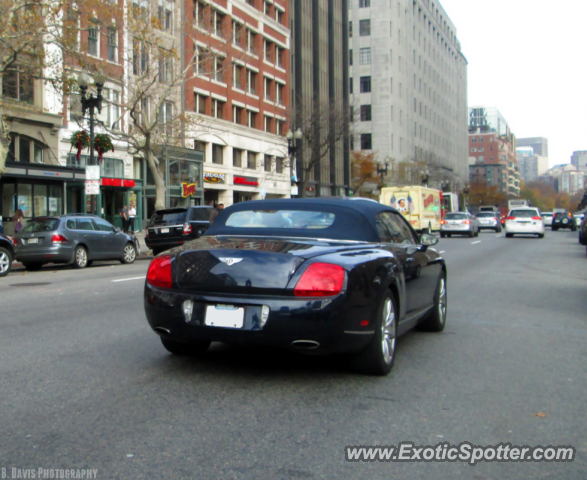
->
[144,148,204,219]
[0,163,85,235]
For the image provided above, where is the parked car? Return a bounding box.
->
[145,206,214,256]
[551,212,576,232]
[144,198,447,376]
[440,212,479,237]
[541,212,554,228]
[0,233,15,277]
[15,214,138,270]
[579,216,587,245]
[475,212,502,233]
[504,208,545,238]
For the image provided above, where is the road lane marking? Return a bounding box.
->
[112,276,146,283]
[471,241,481,244]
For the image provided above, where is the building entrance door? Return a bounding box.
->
[102,188,126,229]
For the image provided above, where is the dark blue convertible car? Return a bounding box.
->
[144,198,447,375]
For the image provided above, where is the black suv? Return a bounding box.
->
[552,212,576,231]
[145,206,214,255]
[0,233,15,277]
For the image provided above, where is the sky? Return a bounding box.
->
[439,0,587,167]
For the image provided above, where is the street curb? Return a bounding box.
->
[10,255,153,272]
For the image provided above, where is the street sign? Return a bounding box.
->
[85,165,100,180]
[85,180,100,195]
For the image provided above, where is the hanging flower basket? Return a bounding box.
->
[94,134,115,164]
[70,130,90,160]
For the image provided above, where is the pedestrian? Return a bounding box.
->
[128,204,136,234]
[209,202,224,224]
[12,209,24,233]
[120,205,129,233]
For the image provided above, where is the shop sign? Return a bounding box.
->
[234,175,259,186]
[85,180,100,195]
[182,182,196,197]
[204,172,226,184]
[101,178,136,187]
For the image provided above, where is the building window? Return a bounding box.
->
[246,69,257,94]
[212,144,223,164]
[275,157,283,173]
[275,83,284,105]
[194,92,207,114]
[360,76,371,93]
[233,105,244,124]
[264,154,272,172]
[109,90,121,130]
[157,0,173,33]
[264,115,272,133]
[471,137,477,143]
[360,105,371,121]
[213,56,224,82]
[264,40,273,62]
[159,101,173,135]
[264,1,271,15]
[2,65,34,104]
[275,8,284,24]
[137,96,150,126]
[158,49,173,84]
[349,78,353,94]
[361,133,372,150]
[232,21,243,47]
[359,47,371,65]
[233,64,243,89]
[264,77,272,101]
[88,24,99,56]
[246,29,256,54]
[212,98,224,119]
[276,46,283,67]
[359,19,370,36]
[194,1,207,29]
[193,46,207,75]
[276,120,284,136]
[233,148,243,167]
[7,135,45,164]
[107,27,118,62]
[247,151,257,169]
[359,0,370,6]
[246,110,257,128]
[349,49,353,66]
[349,21,352,37]
[133,39,149,75]
[213,9,224,37]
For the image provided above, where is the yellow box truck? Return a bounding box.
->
[380,186,442,232]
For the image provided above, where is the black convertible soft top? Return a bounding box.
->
[204,198,400,242]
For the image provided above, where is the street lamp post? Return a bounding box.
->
[78,72,104,215]
[376,160,389,189]
[286,128,303,197]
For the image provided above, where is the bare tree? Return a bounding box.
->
[293,98,351,197]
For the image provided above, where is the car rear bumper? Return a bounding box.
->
[441,225,474,234]
[505,222,545,235]
[15,245,74,264]
[144,284,375,354]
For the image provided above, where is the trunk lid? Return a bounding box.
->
[174,236,367,292]
[147,209,188,242]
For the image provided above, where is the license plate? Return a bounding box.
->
[205,305,244,328]
[160,228,170,234]
[27,238,39,244]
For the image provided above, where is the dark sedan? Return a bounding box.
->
[144,198,447,376]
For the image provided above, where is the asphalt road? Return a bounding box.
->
[1,229,586,479]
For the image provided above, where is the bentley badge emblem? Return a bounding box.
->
[219,257,243,266]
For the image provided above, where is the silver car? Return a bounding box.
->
[475,212,502,233]
[440,212,479,238]
[541,212,554,227]
[15,214,138,271]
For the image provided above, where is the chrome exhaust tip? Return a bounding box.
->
[153,326,171,336]
[291,340,320,350]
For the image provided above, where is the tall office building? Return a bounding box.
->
[291,0,350,197]
[516,137,548,158]
[349,0,468,188]
[571,151,587,175]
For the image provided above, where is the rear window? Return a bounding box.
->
[189,208,214,221]
[225,210,336,229]
[148,210,187,226]
[20,218,60,233]
[541,213,553,217]
[445,213,468,220]
[476,212,497,218]
[511,209,539,218]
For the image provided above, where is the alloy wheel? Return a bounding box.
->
[437,277,447,324]
[0,252,10,275]
[381,297,396,364]
[123,245,136,263]
[76,247,88,268]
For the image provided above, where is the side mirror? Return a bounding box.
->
[420,233,439,247]
[115,227,121,233]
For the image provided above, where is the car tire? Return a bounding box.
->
[419,271,447,332]
[447,234,451,238]
[572,226,577,232]
[505,233,513,238]
[468,230,474,238]
[0,247,12,277]
[349,290,397,376]
[552,227,558,231]
[496,227,502,233]
[120,243,137,264]
[160,338,211,357]
[440,232,446,238]
[22,262,43,271]
[72,246,89,269]
[538,234,544,238]
[151,247,163,256]
[474,230,479,237]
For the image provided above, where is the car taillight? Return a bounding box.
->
[531,216,542,220]
[506,216,515,221]
[52,234,68,244]
[183,223,192,234]
[463,220,470,224]
[440,220,446,225]
[569,213,573,217]
[147,255,173,288]
[294,263,345,297]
